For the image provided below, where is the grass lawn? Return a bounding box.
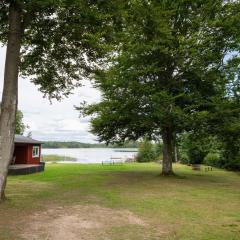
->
[0,163,239,240]
[42,154,77,162]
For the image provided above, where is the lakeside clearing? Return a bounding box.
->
[41,148,138,164]
[42,154,77,162]
[1,163,240,240]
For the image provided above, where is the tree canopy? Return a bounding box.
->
[80,0,240,174]
[0,0,121,98]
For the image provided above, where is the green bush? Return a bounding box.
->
[223,157,240,171]
[204,152,220,166]
[187,145,207,164]
[179,153,189,165]
[178,133,218,165]
[204,151,240,171]
[221,140,240,171]
[136,139,156,162]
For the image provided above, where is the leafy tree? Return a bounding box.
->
[210,98,240,170]
[179,94,240,170]
[195,70,240,170]
[15,110,27,135]
[0,0,120,201]
[80,0,240,175]
[178,132,220,165]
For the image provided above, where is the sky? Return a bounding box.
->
[0,46,101,143]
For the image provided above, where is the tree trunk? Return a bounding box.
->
[162,127,174,175]
[0,3,22,201]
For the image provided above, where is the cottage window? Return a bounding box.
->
[32,146,40,158]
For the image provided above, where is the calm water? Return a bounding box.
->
[42,148,138,164]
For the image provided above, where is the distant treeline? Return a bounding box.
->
[42,141,139,149]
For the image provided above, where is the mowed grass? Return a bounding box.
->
[42,154,77,162]
[0,163,240,239]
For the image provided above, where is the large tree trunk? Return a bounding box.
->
[0,3,22,201]
[162,127,174,175]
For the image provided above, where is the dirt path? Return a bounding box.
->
[20,204,165,240]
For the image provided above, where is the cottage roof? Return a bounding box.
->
[14,134,42,144]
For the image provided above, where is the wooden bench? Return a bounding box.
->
[102,157,124,165]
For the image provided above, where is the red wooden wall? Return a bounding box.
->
[26,144,41,164]
[14,144,41,165]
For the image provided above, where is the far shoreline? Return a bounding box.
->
[42,141,139,149]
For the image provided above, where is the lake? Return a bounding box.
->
[42,148,138,164]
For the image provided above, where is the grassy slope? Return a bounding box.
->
[0,163,240,239]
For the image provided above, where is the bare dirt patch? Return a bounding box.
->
[21,204,162,240]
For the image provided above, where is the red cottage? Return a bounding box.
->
[8,135,45,175]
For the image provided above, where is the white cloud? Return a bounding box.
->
[57,119,88,131]
[0,46,101,143]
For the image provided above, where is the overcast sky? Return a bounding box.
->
[0,46,101,143]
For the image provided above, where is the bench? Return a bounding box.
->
[102,157,124,165]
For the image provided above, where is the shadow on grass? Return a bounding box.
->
[101,165,240,191]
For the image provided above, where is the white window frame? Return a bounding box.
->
[32,146,40,158]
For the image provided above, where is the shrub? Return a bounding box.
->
[179,153,189,165]
[187,145,207,164]
[178,132,218,165]
[223,157,240,171]
[221,139,240,171]
[136,139,156,162]
[204,152,220,167]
